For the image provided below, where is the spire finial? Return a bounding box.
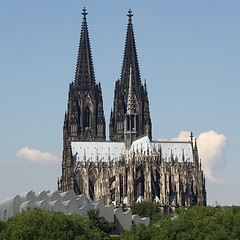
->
[195,138,198,149]
[82,7,88,20]
[127,9,133,20]
[190,132,193,144]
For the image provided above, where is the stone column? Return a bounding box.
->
[115,164,120,206]
[144,156,151,201]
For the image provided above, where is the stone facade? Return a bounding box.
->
[68,139,206,208]
[59,8,207,209]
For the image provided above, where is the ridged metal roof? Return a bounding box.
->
[71,135,193,163]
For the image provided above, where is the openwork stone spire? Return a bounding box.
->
[120,9,141,89]
[74,7,96,90]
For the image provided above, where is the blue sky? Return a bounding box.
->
[0,1,240,205]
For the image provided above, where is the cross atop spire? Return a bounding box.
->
[127,9,133,20]
[82,7,88,20]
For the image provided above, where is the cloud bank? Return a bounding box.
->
[197,131,227,184]
[163,130,227,184]
[16,147,59,164]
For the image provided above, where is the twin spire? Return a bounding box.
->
[75,7,138,89]
[121,9,141,89]
[74,7,152,141]
[74,7,95,90]
[76,7,140,97]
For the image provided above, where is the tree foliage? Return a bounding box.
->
[0,208,103,240]
[120,206,240,240]
[120,223,152,240]
[131,201,161,221]
[0,220,6,233]
[88,209,115,238]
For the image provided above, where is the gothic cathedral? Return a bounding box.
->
[58,8,207,208]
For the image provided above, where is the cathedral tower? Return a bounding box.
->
[109,10,152,142]
[63,7,105,143]
[60,8,106,192]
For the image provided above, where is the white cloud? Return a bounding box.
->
[197,131,227,184]
[16,147,60,164]
[159,130,227,184]
[170,131,191,142]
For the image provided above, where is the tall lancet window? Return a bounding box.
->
[84,106,91,128]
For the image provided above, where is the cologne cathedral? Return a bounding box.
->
[58,8,207,208]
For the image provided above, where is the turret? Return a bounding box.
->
[193,138,200,170]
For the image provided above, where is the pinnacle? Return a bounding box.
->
[126,66,135,114]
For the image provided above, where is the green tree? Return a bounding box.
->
[120,206,240,240]
[131,201,161,221]
[0,220,6,234]
[0,208,102,240]
[88,209,115,238]
[120,223,152,240]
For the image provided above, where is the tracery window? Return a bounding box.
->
[84,106,91,128]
